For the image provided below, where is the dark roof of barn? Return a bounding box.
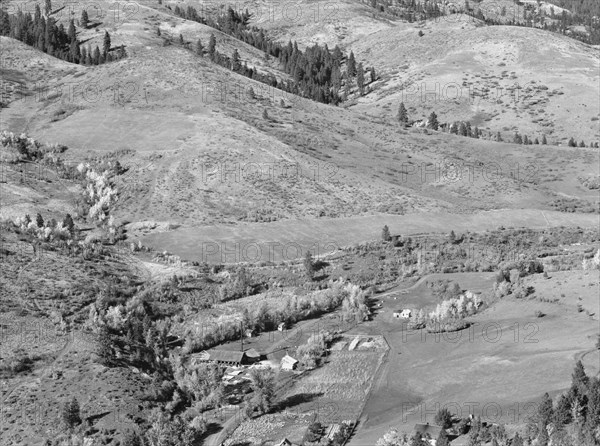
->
[207,350,247,363]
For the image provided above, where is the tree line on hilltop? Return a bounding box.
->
[0,2,125,65]
[169,4,377,105]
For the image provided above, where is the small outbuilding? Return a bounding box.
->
[280,354,299,371]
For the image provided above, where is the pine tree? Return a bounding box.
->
[103,31,111,56]
[45,0,52,16]
[356,62,365,95]
[579,140,585,147]
[157,27,161,36]
[67,19,76,43]
[248,87,255,99]
[523,135,529,145]
[382,225,391,242]
[208,34,216,58]
[397,102,408,126]
[304,251,315,280]
[262,108,269,120]
[534,137,539,144]
[542,134,547,145]
[538,392,554,427]
[179,33,184,44]
[62,397,81,429]
[514,132,523,144]
[459,122,467,136]
[554,393,573,426]
[195,38,203,56]
[568,137,576,147]
[347,51,356,77]
[80,10,89,29]
[231,49,241,71]
[497,131,503,142]
[80,46,87,65]
[96,325,113,365]
[69,40,80,63]
[93,46,101,65]
[473,126,480,138]
[63,214,75,233]
[428,111,439,130]
[370,66,376,82]
[36,213,44,228]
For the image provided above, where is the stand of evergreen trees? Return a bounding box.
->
[0,4,126,65]
[171,4,375,105]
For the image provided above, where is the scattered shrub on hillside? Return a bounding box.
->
[382,225,391,242]
[304,251,315,280]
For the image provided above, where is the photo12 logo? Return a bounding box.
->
[3,1,141,25]
[199,240,341,264]
[199,159,337,185]
[402,400,541,424]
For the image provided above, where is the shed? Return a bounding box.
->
[281,354,299,371]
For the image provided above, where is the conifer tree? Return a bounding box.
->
[347,50,356,77]
[397,102,408,126]
[93,46,101,65]
[304,251,315,280]
[80,9,89,29]
[61,397,81,429]
[67,19,76,42]
[196,38,203,56]
[428,111,439,130]
[103,31,111,56]
[208,33,216,58]
[356,62,365,95]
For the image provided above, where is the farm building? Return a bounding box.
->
[413,423,444,445]
[275,439,292,446]
[278,322,286,331]
[280,354,299,371]
[206,350,249,366]
[245,328,256,338]
[393,309,412,319]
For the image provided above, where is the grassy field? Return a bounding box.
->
[347,270,600,446]
[138,210,600,263]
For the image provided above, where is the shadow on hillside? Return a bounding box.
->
[275,392,324,411]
